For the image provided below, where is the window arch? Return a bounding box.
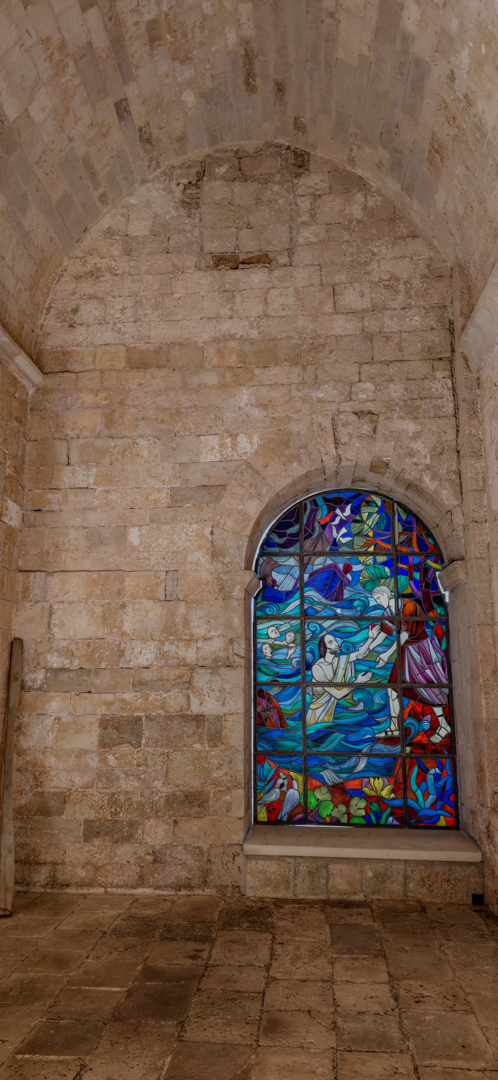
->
[253,490,457,828]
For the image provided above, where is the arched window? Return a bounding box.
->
[253,490,457,828]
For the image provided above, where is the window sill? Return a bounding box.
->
[244,824,482,863]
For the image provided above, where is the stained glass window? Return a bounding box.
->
[253,490,457,828]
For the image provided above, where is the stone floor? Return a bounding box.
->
[1,894,498,1079]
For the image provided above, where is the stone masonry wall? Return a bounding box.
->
[1,0,498,354]
[0,363,29,716]
[13,145,462,895]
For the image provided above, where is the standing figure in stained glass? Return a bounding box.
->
[306,629,378,727]
[364,583,450,744]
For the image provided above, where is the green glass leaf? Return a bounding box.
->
[318,800,334,818]
[308,790,318,810]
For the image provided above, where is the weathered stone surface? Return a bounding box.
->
[1,136,493,909]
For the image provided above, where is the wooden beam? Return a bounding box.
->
[0,638,22,916]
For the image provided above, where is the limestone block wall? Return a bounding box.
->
[12,145,468,895]
[1,0,498,354]
[0,362,29,715]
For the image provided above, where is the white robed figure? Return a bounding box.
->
[306,631,375,727]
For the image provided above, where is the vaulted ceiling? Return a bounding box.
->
[1,0,497,355]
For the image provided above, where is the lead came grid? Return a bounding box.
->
[253,491,457,829]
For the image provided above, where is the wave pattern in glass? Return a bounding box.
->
[254,490,457,828]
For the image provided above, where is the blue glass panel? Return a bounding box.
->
[256,555,300,617]
[303,491,392,552]
[252,489,457,830]
[262,505,300,552]
[406,756,457,826]
[403,691,452,755]
[302,555,395,617]
[256,620,301,681]
[303,618,397,683]
[397,505,440,557]
[255,754,304,822]
[305,686,401,755]
[255,685,303,754]
[306,754,404,826]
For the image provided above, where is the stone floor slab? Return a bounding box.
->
[333,956,389,983]
[210,931,272,967]
[114,978,198,1022]
[0,1006,46,1066]
[259,1010,336,1048]
[336,1012,406,1052]
[147,940,210,966]
[45,986,125,1020]
[273,906,330,942]
[164,1042,253,1079]
[15,1020,104,1057]
[419,1071,498,1080]
[14,949,87,975]
[334,982,396,1012]
[80,1020,179,1080]
[181,1017,259,1044]
[201,965,266,992]
[395,978,471,1010]
[217,901,274,933]
[384,944,454,980]
[403,1009,498,1068]
[337,1051,415,1079]
[136,963,204,985]
[0,1060,84,1080]
[253,1047,334,1080]
[22,897,82,919]
[168,897,222,922]
[36,929,102,952]
[77,895,132,913]
[3,893,498,1080]
[190,989,262,1018]
[88,936,152,961]
[270,940,333,981]
[0,975,66,1004]
[0,919,62,941]
[327,906,374,925]
[264,977,333,1012]
[330,924,381,956]
[68,957,142,987]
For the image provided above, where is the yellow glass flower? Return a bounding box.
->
[363,776,395,799]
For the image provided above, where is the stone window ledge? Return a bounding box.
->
[244,824,482,863]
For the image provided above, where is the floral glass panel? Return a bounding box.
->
[307,756,404,826]
[405,757,457,826]
[253,490,457,828]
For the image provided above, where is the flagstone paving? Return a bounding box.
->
[1,894,498,1079]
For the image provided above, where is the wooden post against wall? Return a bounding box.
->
[0,638,22,916]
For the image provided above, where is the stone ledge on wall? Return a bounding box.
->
[438,560,468,592]
[244,823,481,863]
[0,326,43,391]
